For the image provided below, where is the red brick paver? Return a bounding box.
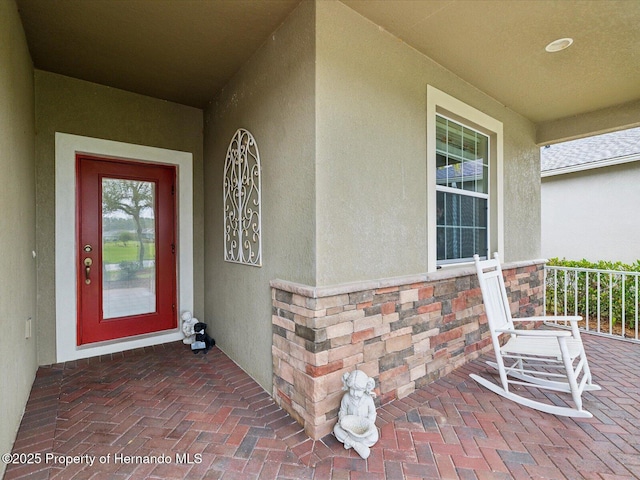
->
[5,334,640,479]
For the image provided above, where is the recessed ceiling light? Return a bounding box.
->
[545,37,574,53]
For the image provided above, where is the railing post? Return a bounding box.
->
[554,269,558,317]
[585,271,589,331]
[609,273,613,335]
[543,266,547,316]
[574,270,579,317]
[597,272,601,333]
[635,273,640,340]
[622,274,626,339]
[563,270,568,317]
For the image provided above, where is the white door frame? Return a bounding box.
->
[55,133,193,362]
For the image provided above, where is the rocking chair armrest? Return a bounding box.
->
[523,315,583,323]
[495,328,572,338]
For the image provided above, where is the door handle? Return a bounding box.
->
[84,257,93,284]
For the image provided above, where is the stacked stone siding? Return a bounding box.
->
[271,260,545,439]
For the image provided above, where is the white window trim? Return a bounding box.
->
[55,133,193,362]
[427,85,503,271]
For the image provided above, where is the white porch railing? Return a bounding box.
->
[544,265,640,343]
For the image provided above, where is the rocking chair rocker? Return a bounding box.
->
[471,253,600,418]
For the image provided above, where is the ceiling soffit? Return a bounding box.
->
[15,0,640,131]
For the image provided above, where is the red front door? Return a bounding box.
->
[77,155,177,345]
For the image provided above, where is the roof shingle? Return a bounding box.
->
[541,126,640,172]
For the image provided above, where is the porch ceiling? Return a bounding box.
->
[15,0,640,126]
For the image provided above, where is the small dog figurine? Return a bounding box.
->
[191,322,215,354]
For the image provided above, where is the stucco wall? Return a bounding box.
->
[203,0,540,391]
[203,1,316,391]
[34,71,204,365]
[315,1,540,285]
[542,163,640,263]
[0,1,37,474]
[537,99,640,145]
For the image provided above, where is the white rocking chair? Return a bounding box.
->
[471,253,600,418]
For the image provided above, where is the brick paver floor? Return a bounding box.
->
[4,333,640,479]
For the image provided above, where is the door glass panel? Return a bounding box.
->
[102,178,156,319]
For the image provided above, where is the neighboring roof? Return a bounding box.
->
[541,126,640,177]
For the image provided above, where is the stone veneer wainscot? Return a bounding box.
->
[271,259,545,439]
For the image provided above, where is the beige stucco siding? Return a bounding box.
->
[34,71,204,365]
[203,1,316,391]
[315,0,540,285]
[542,162,640,263]
[203,0,540,391]
[537,99,640,145]
[0,1,37,474]
[502,124,542,260]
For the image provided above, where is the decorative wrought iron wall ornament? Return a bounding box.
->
[223,128,262,266]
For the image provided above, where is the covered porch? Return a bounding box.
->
[5,332,637,479]
[3,1,640,476]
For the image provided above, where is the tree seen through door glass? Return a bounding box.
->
[102,179,157,319]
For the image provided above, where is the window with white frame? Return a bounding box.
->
[436,115,489,264]
[427,85,503,270]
